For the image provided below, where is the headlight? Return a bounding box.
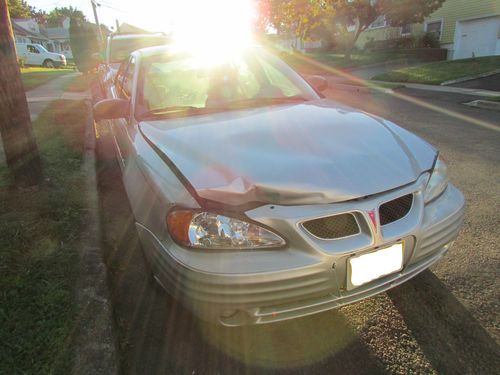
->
[424,156,449,203]
[167,209,286,250]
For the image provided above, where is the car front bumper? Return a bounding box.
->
[138,178,465,326]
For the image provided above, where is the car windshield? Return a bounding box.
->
[109,36,169,63]
[137,48,319,119]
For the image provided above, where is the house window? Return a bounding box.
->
[426,20,442,40]
[401,23,411,35]
[369,16,387,29]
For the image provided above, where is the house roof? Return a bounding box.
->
[44,27,69,39]
[12,23,29,36]
[12,20,51,41]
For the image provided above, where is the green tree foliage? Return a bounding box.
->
[47,6,85,27]
[7,0,31,19]
[69,17,99,73]
[265,0,326,47]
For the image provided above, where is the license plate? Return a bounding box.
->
[349,243,404,287]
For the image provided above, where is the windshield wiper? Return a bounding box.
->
[216,96,309,110]
[139,106,224,119]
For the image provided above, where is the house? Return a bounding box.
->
[12,17,74,59]
[356,0,500,60]
[12,18,52,47]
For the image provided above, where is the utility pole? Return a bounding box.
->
[0,0,42,186]
[115,19,120,33]
[91,0,104,44]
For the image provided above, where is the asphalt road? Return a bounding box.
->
[96,87,500,374]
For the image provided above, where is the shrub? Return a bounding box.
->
[417,32,441,48]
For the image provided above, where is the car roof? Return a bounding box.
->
[109,33,167,41]
[133,44,260,59]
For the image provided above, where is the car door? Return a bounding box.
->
[111,57,136,170]
[26,44,42,66]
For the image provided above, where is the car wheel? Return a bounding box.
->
[43,59,55,68]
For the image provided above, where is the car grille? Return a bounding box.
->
[302,213,359,239]
[379,194,413,226]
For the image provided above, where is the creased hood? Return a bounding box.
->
[140,99,436,206]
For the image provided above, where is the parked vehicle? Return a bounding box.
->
[94,45,465,327]
[15,43,66,68]
[98,33,169,93]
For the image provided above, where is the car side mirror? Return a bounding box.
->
[308,75,328,92]
[93,99,130,121]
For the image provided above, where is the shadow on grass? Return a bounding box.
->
[0,100,88,374]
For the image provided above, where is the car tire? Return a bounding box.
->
[43,59,55,68]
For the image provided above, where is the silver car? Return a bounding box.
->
[94,45,465,327]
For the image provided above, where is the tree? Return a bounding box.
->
[264,0,326,50]
[46,6,85,27]
[7,0,30,18]
[69,17,99,73]
[30,7,47,25]
[0,0,42,186]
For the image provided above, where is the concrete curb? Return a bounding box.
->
[328,82,394,95]
[72,99,119,375]
[370,80,500,97]
[463,100,500,112]
[441,69,500,86]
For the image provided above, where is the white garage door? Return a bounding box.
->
[454,16,500,60]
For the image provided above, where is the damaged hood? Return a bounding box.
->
[139,99,436,206]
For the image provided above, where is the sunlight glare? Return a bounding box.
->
[169,0,256,65]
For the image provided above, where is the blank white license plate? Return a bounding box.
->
[349,243,404,287]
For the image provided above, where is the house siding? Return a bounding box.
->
[356,0,500,49]
[430,0,500,44]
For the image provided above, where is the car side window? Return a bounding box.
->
[28,45,39,54]
[115,63,127,93]
[121,58,136,99]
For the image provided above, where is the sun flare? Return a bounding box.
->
[169,0,256,65]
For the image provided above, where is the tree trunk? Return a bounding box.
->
[0,0,42,186]
[344,20,362,61]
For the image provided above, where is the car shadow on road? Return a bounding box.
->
[387,271,500,374]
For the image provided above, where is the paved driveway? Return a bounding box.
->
[96,88,499,374]
[449,73,500,91]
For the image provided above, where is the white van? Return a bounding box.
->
[15,43,67,68]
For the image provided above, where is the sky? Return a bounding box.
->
[28,0,179,32]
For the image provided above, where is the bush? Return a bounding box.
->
[364,32,440,51]
[417,32,441,48]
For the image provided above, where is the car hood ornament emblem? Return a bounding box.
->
[368,210,378,232]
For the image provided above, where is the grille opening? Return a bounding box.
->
[379,194,413,226]
[302,213,359,239]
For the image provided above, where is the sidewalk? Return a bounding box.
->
[27,72,88,120]
[0,73,89,165]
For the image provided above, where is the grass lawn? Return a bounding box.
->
[373,56,500,85]
[21,67,76,91]
[281,51,403,74]
[0,100,88,374]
